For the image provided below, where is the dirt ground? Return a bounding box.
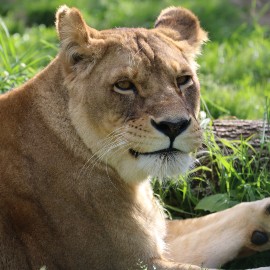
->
[231,0,270,25]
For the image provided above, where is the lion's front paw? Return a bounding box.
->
[239,198,270,256]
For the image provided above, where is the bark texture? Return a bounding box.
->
[212,120,270,148]
[206,119,270,167]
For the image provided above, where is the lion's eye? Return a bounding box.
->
[176,75,193,91]
[113,80,136,94]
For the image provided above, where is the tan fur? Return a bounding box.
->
[0,6,269,270]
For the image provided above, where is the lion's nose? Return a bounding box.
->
[151,118,191,141]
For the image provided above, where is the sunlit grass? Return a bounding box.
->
[0,21,57,93]
[199,23,270,119]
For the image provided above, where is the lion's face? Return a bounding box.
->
[56,6,207,183]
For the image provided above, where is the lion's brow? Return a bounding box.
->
[134,34,155,63]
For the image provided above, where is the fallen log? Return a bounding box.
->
[212,119,270,149]
[186,119,270,201]
[200,119,270,170]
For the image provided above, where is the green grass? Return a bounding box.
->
[1,1,270,269]
[199,24,270,119]
[0,21,57,93]
[0,0,243,38]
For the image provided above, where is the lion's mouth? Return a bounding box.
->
[129,148,181,158]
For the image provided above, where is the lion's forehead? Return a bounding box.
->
[100,28,190,71]
[96,30,193,87]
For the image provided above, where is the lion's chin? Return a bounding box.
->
[135,151,192,180]
[113,150,193,183]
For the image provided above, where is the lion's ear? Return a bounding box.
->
[55,5,101,65]
[155,7,208,55]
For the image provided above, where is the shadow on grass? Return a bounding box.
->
[224,250,270,269]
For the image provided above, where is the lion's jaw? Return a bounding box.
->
[69,100,201,183]
[56,7,206,183]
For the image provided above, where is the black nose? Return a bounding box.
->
[151,118,191,141]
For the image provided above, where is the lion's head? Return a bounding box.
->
[55,6,207,183]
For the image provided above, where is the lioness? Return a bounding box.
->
[0,5,269,270]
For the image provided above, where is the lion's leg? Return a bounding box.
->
[165,198,270,268]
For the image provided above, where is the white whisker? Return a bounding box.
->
[75,126,129,182]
